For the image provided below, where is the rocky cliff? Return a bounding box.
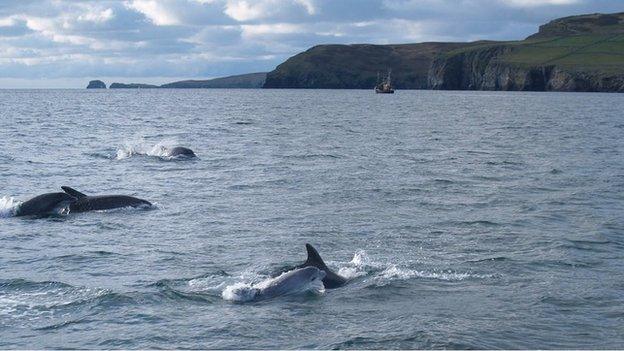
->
[264,42,486,89]
[264,12,624,92]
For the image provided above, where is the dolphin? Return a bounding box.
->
[60,186,152,213]
[296,243,348,289]
[14,192,77,217]
[252,267,326,301]
[163,146,196,158]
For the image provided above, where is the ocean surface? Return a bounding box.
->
[0,89,623,349]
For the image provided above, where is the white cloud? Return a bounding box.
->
[501,0,580,7]
[295,0,317,15]
[125,0,181,25]
[224,1,264,21]
[0,16,17,27]
[224,0,317,21]
[241,23,303,36]
[77,8,114,23]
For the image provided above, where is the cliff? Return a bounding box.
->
[429,35,624,91]
[263,42,487,89]
[264,12,624,92]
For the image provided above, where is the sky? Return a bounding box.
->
[0,0,622,88]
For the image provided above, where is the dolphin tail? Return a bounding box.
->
[61,186,88,198]
[304,243,329,270]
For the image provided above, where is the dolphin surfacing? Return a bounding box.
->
[239,267,325,301]
[14,192,76,217]
[297,244,348,289]
[61,186,152,213]
[163,146,196,158]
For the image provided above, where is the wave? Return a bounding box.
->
[0,196,20,217]
[338,250,376,279]
[378,266,490,281]
[0,279,111,327]
[115,138,189,160]
[334,250,493,287]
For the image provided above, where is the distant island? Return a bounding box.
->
[86,80,106,89]
[89,12,624,93]
[88,72,267,89]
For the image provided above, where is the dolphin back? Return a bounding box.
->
[15,192,76,217]
[61,186,87,198]
[299,244,347,289]
[69,195,152,212]
[256,267,325,300]
[167,147,196,157]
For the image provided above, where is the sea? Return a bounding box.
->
[0,89,623,349]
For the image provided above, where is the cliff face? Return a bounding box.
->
[264,12,624,92]
[428,49,624,92]
[428,33,624,92]
[264,42,486,89]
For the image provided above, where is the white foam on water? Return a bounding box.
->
[221,282,259,302]
[337,250,373,279]
[0,196,20,218]
[333,249,492,286]
[115,138,178,160]
[188,276,228,293]
[379,265,490,282]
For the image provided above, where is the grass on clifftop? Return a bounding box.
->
[446,33,624,72]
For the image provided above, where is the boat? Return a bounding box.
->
[375,70,395,94]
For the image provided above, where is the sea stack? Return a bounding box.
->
[87,80,106,89]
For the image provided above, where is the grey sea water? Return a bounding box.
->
[0,89,623,349]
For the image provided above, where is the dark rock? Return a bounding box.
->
[86,80,106,89]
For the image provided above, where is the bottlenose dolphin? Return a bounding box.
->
[253,267,326,301]
[163,146,196,158]
[296,244,348,289]
[61,186,151,213]
[14,192,76,217]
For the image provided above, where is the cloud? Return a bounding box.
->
[501,0,580,7]
[0,0,622,87]
[125,0,181,25]
[77,7,114,23]
[223,0,318,22]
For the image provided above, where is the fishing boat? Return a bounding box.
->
[375,70,395,94]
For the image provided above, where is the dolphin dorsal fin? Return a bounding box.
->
[304,243,328,270]
[61,186,87,198]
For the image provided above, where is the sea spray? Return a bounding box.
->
[0,196,19,218]
[116,138,179,160]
